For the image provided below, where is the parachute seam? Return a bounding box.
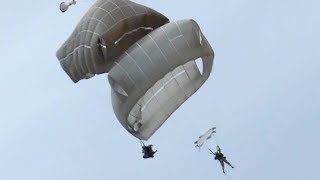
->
[174,21,192,48]
[159,27,189,99]
[87,17,108,29]
[169,35,184,42]
[113,61,136,87]
[101,8,146,33]
[95,7,116,22]
[141,70,186,112]
[151,79,174,117]
[159,27,185,63]
[109,1,126,17]
[171,22,200,92]
[93,0,112,9]
[183,62,198,92]
[146,34,173,70]
[127,3,137,15]
[115,27,154,44]
[135,43,155,66]
[60,30,100,48]
[60,45,91,62]
[162,24,197,93]
[124,51,151,85]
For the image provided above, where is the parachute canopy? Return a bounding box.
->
[56,0,169,82]
[109,20,214,140]
[194,127,216,149]
[56,0,214,140]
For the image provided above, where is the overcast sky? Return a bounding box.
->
[1,0,319,180]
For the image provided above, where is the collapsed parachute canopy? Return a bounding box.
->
[56,0,214,140]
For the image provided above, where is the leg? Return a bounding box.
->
[219,160,225,173]
[143,154,152,158]
[224,159,234,168]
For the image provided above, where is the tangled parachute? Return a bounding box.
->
[56,0,214,140]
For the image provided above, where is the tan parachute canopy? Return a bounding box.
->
[56,0,214,140]
[56,0,168,82]
[109,19,214,140]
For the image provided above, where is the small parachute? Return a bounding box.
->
[194,127,216,150]
[59,0,76,13]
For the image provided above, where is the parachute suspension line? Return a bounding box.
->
[213,133,219,146]
[212,120,221,147]
[139,140,145,147]
[207,148,215,155]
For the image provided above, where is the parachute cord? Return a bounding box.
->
[207,147,215,155]
[213,134,219,147]
[139,140,145,147]
[212,125,220,147]
[204,144,214,156]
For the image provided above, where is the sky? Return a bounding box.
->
[0,0,320,179]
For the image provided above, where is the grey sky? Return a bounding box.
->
[0,0,319,179]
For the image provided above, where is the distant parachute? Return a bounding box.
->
[194,127,216,150]
[56,0,214,140]
[60,0,77,13]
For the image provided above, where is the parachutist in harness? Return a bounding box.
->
[209,146,234,174]
[141,141,157,159]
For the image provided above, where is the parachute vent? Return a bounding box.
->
[195,58,204,76]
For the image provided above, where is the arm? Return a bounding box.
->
[217,146,221,153]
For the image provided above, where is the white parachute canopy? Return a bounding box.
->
[194,127,216,149]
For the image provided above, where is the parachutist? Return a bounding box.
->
[209,146,234,174]
[142,144,157,159]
